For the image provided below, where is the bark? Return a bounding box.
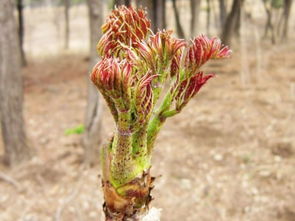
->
[83,0,104,166]
[0,0,33,166]
[16,0,26,66]
[172,0,185,38]
[190,0,201,37]
[221,0,243,46]
[64,0,70,50]
[281,0,292,40]
[218,0,227,28]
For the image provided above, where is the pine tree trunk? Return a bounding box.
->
[172,0,185,38]
[16,0,26,66]
[0,0,33,166]
[64,0,70,50]
[190,0,201,37]
[83,0,104,166]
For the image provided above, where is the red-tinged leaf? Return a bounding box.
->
[185,35,231,74]
[174,72,214,110]
[90,58,134,96]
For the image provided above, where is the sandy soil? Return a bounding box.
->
[1,3,295,221]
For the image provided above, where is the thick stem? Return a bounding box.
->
[111,111,134,186]
[102,154,155,220]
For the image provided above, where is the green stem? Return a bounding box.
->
[147,92,173,152]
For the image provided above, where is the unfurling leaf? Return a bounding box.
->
[174,72,214,111]
[134,74,158,127]
[185,35,232,76]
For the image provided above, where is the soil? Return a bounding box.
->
[0,3,295,221]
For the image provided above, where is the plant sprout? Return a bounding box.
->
[90,6,231,220]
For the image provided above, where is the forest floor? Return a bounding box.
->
[0,40,294,221]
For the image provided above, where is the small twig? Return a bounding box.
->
[55,189,79,221]
[54,181,81,221]
[0,172,21,191]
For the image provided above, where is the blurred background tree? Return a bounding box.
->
[221,0,244,46]
[190,0,202,37]
[0,0,33,166]
[16,0,27,66]
[82,0,104,166]
[63,0,70,49]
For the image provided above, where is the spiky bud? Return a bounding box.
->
[136,31,186,73]
[97,6,151,58]
[185,35,232,75]
[91,58,133,111]
[149,30,186,61]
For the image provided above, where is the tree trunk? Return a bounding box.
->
[218,0,226,28]
[155,0,166,30]
[233,1,241,37]
[206,0,211,35]
[221,0,243,46]
[262,0,276,44]
[64,0,70,50]
[16,0,26,66]
[281,0,292,40]
[83,0,104,166]
[0,0,33,166]
[172,0,185,38]
[190,0,201,37]
[113,0,131,7]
